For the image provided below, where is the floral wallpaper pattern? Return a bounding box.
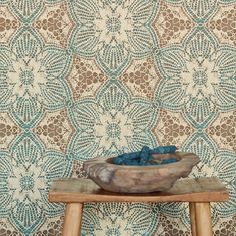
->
[0,0,235,235]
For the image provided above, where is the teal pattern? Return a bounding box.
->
[69,0,159,76]
[69,81,158,159]
[155,29,236,126]
[0,133,72,235]
[0,29,71,126]
[0,0,235,235]
[156,132,236,229]
[81,202,159,236]
[183,133,236,220]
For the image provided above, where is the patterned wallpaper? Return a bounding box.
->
[0,0,235,235]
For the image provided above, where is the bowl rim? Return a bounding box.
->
[84,151,200,169]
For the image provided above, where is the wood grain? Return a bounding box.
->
[49,177,229,203]
[195,202,213,236]
[189,203,197,236]
[62,203,83,236]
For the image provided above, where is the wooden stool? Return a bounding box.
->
[49,177,228,236]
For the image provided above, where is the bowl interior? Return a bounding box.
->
[106,153,181,165]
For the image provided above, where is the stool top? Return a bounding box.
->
[48,177,228,203]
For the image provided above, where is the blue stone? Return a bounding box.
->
[140,146,150,163]
[151,145,177,154]
[112,145,178,166]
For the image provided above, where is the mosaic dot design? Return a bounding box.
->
[0,0,235,235]
[20,176,35,191]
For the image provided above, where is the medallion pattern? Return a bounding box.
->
[214,216,236,236]
[183,134,236,221]
[69,81,158,159]
[154,213,190,236]
[156,30,236,126]
[183,0,218,20]
[81,202,159,236]
[157,132,236,229]
[7,0,64,22]
[32,216,63,236]
[71,160,88,179]
[0,29,71,126]
[69,0,159,76]
[8,0,44,21]
[0,0,235,235]
[0,134,72,235]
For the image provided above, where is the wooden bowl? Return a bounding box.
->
[83,152,200,193]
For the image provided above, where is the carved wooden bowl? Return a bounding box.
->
[83,152,200,193]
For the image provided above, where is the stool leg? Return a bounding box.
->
[189,203,197,236]
[195,202,213,236]
[62,203,83,236]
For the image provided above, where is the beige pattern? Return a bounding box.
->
[33,216,63,236]
[153,1,195,47]
[214,216,236,236]
[7,57,47,101]
[0,0,235,235]
[207,111,236,152]
[207,5,236,46]
[71,160,88,178]
[153,109,195,148]
[33,109,75,152]
[0,6,20,43]
[66,55,108,100]
[33,2,74,47]
[119,57,161,100]
[154,214,190,236]
[0,113,21,150]
[0,218,22,236]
